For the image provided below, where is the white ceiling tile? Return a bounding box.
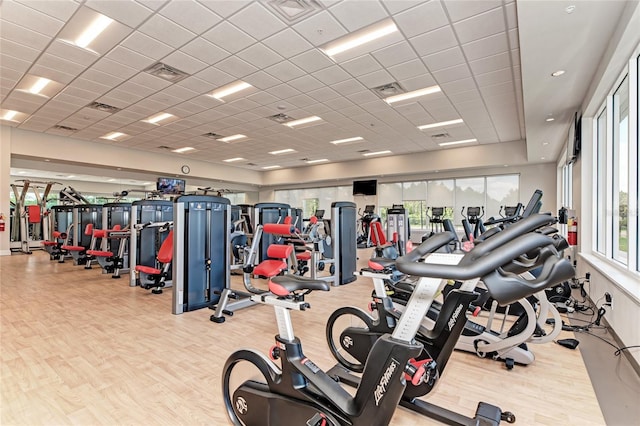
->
[138,14,197,49]
[439,77,477,95]
[357,69,395,88]
[0,20,52,51]
[265,61,306,82]
[443,0,502,23]
[34,53,86,77]
[288,94,317,108]
[1,0,64,37]
[16,0,79,21]
[263,28,313,59]
[228,2,286,40]
[340,55,383,77]
[447,89,482,103]
[159,0,221,34]
[409,26,458,57]
[59,86,100,103]
[421,46,466,72]
[236,44,283,69]
[197,0,252,18]
[104,88,145,104]
[202,22,256,54]
[129,73,172,91]
[479,81,515,98]
[266,83,301,99]
[328,0,388,31]
[215,56,259,78]
[324,96,355,111]
[80,67,127,86]
[45,40,101,67]
[307,87,341,102]
[244,71,281,90]
[0,38,42,62]
[160,84,199,101]
[505,2,517,30]
[194,66,234,87]
[311,66,351,85]
[475,67,512,87]
[135,0,169,12]
[383,0,424,14]
[372,41,417,68]
[331,79,367,96]
[118,81,158,97]
[462,33,509,61]
[346,90,379,104]
[95,95,131,109]
[227,98,260,112]
[469,51,511,75]
[394,1,449,38]
[432,63,472,84]
[181,37,230,65]
[0,54,32,74]
[162,51,209,74]
[290,50,334,73]
[106,46,155,70]
[85,0,154,27]
[288,75,324,92]
[246,91,280,105]
[453,6,505,45]
[292,11,347,46]
[121,31,174,60]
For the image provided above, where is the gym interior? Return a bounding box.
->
[1,1,639,425]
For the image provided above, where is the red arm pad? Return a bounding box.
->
[266,244,293,259]
[263,223,296,235]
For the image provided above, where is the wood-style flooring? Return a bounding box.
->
[0,251,605,425]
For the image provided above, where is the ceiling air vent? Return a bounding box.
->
[53,125,78,131]
[87,102,121,113]
[267,0,322,23]
[357,149,370,153]
[430,132,451,140]
[267,113,294,123]
[203,132,223,139]
[247,162,257,166]
[157,145,172,150]
[144,62,189,83]
[372,82,404,99]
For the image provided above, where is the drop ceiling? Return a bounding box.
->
[0,0,630,174]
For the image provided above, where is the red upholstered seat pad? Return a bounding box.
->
[43,241,58,246]
[61,245,85,251]
[296,252,311,261]
[135,265,161,275]
[253,260,287,277]
[86,250,114,257]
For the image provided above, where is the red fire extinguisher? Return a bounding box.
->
[567,217,577,246]
[0,213,5,232]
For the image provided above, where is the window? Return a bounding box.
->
[612,75,629,264]
[455,177,485,226]
[486,175,520,219]
[303,198,319,219]
[596,108,608,254]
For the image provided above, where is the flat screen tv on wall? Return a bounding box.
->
[157,177,185,194]
[352,179,377,196]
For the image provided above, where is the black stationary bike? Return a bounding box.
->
[221,214,574,426]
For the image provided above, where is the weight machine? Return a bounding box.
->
[10,180,59,254]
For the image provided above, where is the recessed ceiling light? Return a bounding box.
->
[438,138,477,147]
[224,157,245,163]
[2,110,18,121]
[44,159,50,162]
[565,5,576,14]
[330,136,364,145]
[284,115,322,128]
[172,147,195,153]
[363,150,391,157]
[541,156,546,160]
[385,85,441,104]
[218,134,247,143]
[551,70,565,77]
[306,159,329,164]
[100,131,128,141]
[543,142,549,146]
[75,14,113,48]
[269,148,296,155]
[16,74,63,98]
[209,81,253,101]
[29,77,51,95]
[18,171,27,174]
[504,164,509,167]
[143,112,176,125]
[417,118,464,130]
[67,175,76,179]
[321,18,398,57]
[262,165,281,170]
[545,117,555,122]
[141,182,152,186]
[107,178,116,182]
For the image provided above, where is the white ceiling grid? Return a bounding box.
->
[0,0,527,170]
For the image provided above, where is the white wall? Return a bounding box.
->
[0,125,11,255]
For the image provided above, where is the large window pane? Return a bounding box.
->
[455,177,485,227]
[378,182,402,214]
[596,108,607,254]
[613,75,629,264]
[427,180,454,227]
[486,175,519,219]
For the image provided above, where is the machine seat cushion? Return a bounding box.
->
[253,260,287,277]
[266,244,294,259]
[270,275,330,296]
[61,245,85,252]
[86,250,113,257]
[296,251,311,261]
[43,241,58,246]
[135,265,161,275]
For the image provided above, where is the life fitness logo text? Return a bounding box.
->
[447,304,464,331]
[374,359,399,406]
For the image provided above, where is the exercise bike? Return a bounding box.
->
[221,214,574,426]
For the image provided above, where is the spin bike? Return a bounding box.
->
[221,214,574,426]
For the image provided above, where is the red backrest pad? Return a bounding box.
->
[157,230,174,264]
[266,244,293,259]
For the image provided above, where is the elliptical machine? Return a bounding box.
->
[221,214,575,426]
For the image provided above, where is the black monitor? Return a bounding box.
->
[314,209,325,219]
[353,179,377,196]
[156,177,185,194]
[364,205,375,213]
[522,190,543,217]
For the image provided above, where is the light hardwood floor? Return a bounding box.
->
[1,251,605,425]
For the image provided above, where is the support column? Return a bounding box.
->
[0,125,12,255]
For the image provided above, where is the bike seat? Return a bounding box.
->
[270,275,330,296]
[368,257,396,270]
